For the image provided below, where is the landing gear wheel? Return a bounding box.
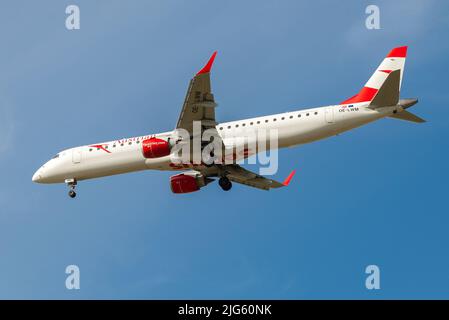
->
[218,177,232,191]
[68,190,77,198]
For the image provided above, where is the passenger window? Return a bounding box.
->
[315,112,318,115]
[306,113,309,116]
[250,122,254,125]
[265,119,269,123]
[273,118,277,121]
[298,114,301,118]
[290,115,293,119]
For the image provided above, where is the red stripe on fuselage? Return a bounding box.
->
[90,144,111,153]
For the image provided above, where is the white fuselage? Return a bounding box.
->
[32,102,397,184]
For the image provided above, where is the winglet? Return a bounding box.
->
[196,51,217,75]
[282,170,296,186]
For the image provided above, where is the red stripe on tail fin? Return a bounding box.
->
[386,46,408,58]
[340,87,378,104]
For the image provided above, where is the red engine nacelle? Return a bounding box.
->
[142,138,170,158]
[170,174,200,194]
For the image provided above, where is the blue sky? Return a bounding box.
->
[0,0,449,299]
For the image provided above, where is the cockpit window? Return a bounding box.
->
[52,154,60,159]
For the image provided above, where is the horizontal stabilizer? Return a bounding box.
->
[389,110,426,123]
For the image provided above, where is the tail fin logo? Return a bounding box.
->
[340,46,407,105]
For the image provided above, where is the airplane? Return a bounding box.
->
[32,46,423,198]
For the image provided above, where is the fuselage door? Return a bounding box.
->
[325,107,334,123]
[72,149,82,164]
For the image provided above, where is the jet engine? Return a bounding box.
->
[170,172,213,194]
[142,137,170,158]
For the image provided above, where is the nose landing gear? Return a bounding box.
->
[68,190,76,198]
[65,178,77,198]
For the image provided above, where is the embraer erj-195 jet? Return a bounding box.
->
[32,46,423,198]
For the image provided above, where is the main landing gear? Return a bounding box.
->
[65,178,77,198]
[218,176,232,191]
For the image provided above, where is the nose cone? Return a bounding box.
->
[32,170,43,183]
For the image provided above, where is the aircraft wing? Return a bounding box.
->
[176,51,218,136]
[224,165,296,191]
